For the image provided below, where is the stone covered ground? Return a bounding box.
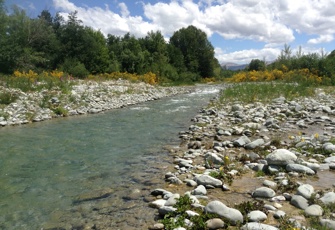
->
[0,79,192,126]
[147,87,335,230]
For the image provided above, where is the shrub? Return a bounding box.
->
[0,92,18,105]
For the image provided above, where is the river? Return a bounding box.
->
[0,85,221,229]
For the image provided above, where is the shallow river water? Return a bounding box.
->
[0,85,221,229]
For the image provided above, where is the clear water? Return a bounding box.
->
[0,85,221,229]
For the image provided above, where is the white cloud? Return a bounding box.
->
[118,2,129,17]
[52,0,335,63]
[215,47,280,64]
[308,34,334,44]
[52,0,157,37]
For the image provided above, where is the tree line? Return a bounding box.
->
[0,1,224,83]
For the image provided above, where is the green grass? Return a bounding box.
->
[0,75,74,93]
[0,91,18,105]
[219,82,316,104]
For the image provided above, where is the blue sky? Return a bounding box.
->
[5,0,335,64]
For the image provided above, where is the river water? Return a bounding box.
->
[0,85,221,229]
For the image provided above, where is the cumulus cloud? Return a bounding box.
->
[215,47,280,64]
[308,34,334,44]
[52,0,157,37]
[52,0,335,63]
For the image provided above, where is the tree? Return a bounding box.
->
[248,59,266,71]
[169,25,217,79]
[141,31,171,76]
[0,6,51,72]
[83,28,111,73]
[113,33,147,74]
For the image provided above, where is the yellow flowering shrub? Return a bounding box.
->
[227,68,324,85]
[49,70,65,79]
[13,70,38,81]
[87,72,158,85]
[201,77,216,83]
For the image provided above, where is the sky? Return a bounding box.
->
[5,0,335,65]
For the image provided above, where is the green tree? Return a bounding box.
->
[106,34,121,72]
[84,28,111,73]
[248,59,266,71]
[141,31,175,79]
[169,25,216,79]
[116,33,146,73]
[0,6,51,72]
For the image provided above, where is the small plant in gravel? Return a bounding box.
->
[0,92,18,105]
[209,165,234,185]
[234,200,265,220]
[255,170,266,177]
[277,177,299,193]
[0,111,9,120]
[52,106,68,117]
[160,195,193,229]
[160,194,224,230]
[309,217,333,230]
[277,216,301,230]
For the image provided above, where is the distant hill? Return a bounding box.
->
[221,62,248,71]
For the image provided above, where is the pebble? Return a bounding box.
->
[194,174,223,188]
[265,149,297,166]
[320,192,335,205]
[273,210,286,219]
[252,187,276,198]
[286,163,316,175]
[290,195,309,210]
[247,210,267,222]
[305,204,323,216]
[191,185,207,196]
[296,184,314,199]
[206,218,225,229]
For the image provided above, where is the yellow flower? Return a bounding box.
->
[314,133,319,139]
[224,156,230,166]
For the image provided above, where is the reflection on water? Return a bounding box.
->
[0,85,220,229]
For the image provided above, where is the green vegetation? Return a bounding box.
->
[219,82,315,104]
[209,167,234,185]
[0,91,18,105]
[234,200,265,220]
[160,195,221,230]
[0,2,225,84]
[227,44,335,86]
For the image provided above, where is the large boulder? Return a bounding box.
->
[265,149,297,166]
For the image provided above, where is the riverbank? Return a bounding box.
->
[148,85,335,229]
[0,79,193,127]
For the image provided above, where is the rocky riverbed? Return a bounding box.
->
[148,87,335,229]
[0,79,193,127]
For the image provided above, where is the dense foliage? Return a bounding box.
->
[230,45,335,85]
[0,3,224,83]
